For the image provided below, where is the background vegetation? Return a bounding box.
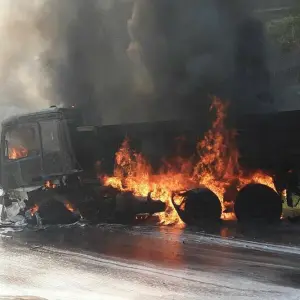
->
[266,7,300,52]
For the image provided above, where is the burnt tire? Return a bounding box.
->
[180,188,222,225]
[38,198,79,225]
[115,192,137,224]
[234,183,282,223]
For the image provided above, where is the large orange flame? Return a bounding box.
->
[103,97,275,225]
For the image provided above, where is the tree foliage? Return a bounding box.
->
[267,11,300,52]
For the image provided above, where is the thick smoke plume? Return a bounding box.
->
[0,0,280,125]
[0,0,52,123]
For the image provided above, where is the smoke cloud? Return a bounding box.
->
[0,0,52,123]
[0,0,282,125]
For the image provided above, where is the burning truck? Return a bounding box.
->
[0,104,168,225]
[0,98,297,226]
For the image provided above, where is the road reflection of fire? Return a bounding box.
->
[103,97,275,226]
[132,228,184,266]
[97,227,184,267]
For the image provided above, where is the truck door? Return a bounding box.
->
[2,123,43,189]
[39,119,77,176]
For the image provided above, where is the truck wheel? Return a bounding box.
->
[234,183,282,223]
[38,197,80,225]
[172,187,222,225]
[115,192,136,224]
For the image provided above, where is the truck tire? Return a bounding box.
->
[38,197,79,225]
[172,187,222,225]
[234,183,282,223]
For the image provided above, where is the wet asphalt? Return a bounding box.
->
[0,220,300,299]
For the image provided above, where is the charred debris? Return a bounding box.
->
[0,1,300,227]
[0,101,300,227]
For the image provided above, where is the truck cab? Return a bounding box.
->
[0,106,166,224]
[0,107,80,192]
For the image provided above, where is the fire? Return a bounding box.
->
[44,180,57,189]
[30,204,39,216]
[103,142,191,226]
[64,200,75,213]
[8,146,28,160]
[103,97,275,225]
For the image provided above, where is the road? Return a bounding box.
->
[0,221,300,300]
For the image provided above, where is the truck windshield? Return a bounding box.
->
[4,124,40,160]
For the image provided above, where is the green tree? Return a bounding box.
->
[267,9,300,52]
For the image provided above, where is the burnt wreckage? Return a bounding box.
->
[0,105,299,225]
[0,107,168,225]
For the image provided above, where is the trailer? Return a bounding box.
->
[1,105,300,225]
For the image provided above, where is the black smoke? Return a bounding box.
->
[38,0,134,125]
[128,0,273,118]
[37,0,274,124]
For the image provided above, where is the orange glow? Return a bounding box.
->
[44,180,57,189]
[103,97,275,225]
[103,143,189,226]
[30,204,39,216]
[282,189,287,198]
[222,212,237,221]
[8,146,28,160]
[64,200,75,213]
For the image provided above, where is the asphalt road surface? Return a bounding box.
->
[0,221,300,300]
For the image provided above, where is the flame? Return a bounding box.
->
[30,204,39,216]
[103,97,275,225]
[64,200,75,213]
[44,180,56,189]
[103,142,189,226]
[8,146,28,160]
